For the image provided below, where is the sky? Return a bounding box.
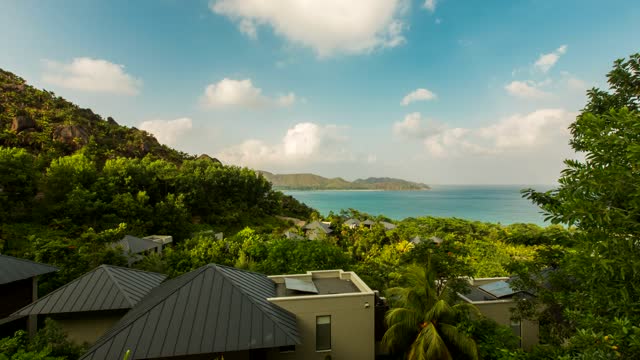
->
[1,0,638,185]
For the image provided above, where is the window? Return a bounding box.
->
[316,315,331,351]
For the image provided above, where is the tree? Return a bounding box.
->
[382,259,479,360]
[520,53,640,355]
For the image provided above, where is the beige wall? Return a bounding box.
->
[473,301,539,351]
[51,313,123,346]
[268,294,375,360]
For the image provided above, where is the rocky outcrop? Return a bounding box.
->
[107,116,118,126]
[197,154,222,165]
[53,125,89,149]
[11,115,36,132]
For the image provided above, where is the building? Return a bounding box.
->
[458,277,539,350]
[344,218,360,229]
[268,269,378,360]
[0,254,57,337]
[10,265,166,345]
[110,235,165,265]
[303,221,333,240]
[79,265,380,360]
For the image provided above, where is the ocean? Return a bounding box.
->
[283,185,554,226]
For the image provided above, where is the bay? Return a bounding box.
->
[283,185,554,226]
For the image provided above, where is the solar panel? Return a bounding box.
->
[284,278,319,294]
[478,280,515,298]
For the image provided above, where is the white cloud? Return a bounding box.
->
[276,92,296,107]
[201,78,296,109]
[218,122,353,167]
[42,57,141,95]
[505,80,549,98]
[394,109,575,157]
[210,0,408,57]
[534,45,568,73]
[423,0,436,12]
[393,112,433,138]
[139,118,193,146]
[401,88,437,106]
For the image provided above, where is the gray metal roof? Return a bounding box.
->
[303,221,332,234]
[362,219,375,226]
[380,221,397,230]
[111,235,160,254]
[0,254,58,285]
[344,218,360,226]
[80,264,300,360]
[12,265,166,316]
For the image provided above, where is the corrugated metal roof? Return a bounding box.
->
[80,264,300,360]
[111,235,160,254]
[0,254,58,285]
[303,221,332,234]
[12,265,166,316]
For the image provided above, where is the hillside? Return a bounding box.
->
[259,171,430,190]
[0,69,194,164]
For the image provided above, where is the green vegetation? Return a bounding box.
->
[0,319,84,360]
[1,53,639,359]
[382,260,479,360]
[259,171,431,190]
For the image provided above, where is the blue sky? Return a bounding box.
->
[1,0,638,184]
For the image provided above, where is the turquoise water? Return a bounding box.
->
[283,185,553,225]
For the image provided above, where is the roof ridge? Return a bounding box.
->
[102,266,136,307]
[214,265,300,345]
[98,264,165,276]
[84,266,210,354]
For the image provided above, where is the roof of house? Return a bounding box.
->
[0,254,58,285]
[283,231,305,240]
[80,264,300,360]
[410,236,422,244]
[380,221,397,230]
[479,280,516,298]
[303,221,332,234]
[12,265,166,316]
[111,235,160,254]
[362,219,376,226]
[344,218,360,226]
[429,236,444,244]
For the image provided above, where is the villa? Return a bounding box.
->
[458,277,539,350]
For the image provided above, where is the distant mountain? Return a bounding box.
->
[258,172,430,191]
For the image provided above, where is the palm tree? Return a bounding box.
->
[382,259,479,360]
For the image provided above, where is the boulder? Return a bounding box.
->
[53,125,89,149]
[11,115,36,132]
[107,116,118,126]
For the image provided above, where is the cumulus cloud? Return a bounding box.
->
[218,122,353,167]
[201,78,296,109]
[423,0,437,12]
[210,0,408,57]
[401,88,437,106]
[534,45,568,73]
[139,118,193,146]
[505,80,549,98]
[42,57,142,95]
[393,109,575,157]
[393,112,434,138]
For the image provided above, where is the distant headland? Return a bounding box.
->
[258,171,430,191]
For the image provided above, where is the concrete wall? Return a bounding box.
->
[268,293,375,360]
[473,301,539,351]
[50,312,125,346]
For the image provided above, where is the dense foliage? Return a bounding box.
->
[517,53,640,359]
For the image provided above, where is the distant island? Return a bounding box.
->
[258,171,430,191]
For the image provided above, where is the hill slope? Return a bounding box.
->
[0,69,193,164]
[259,171,430,190]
